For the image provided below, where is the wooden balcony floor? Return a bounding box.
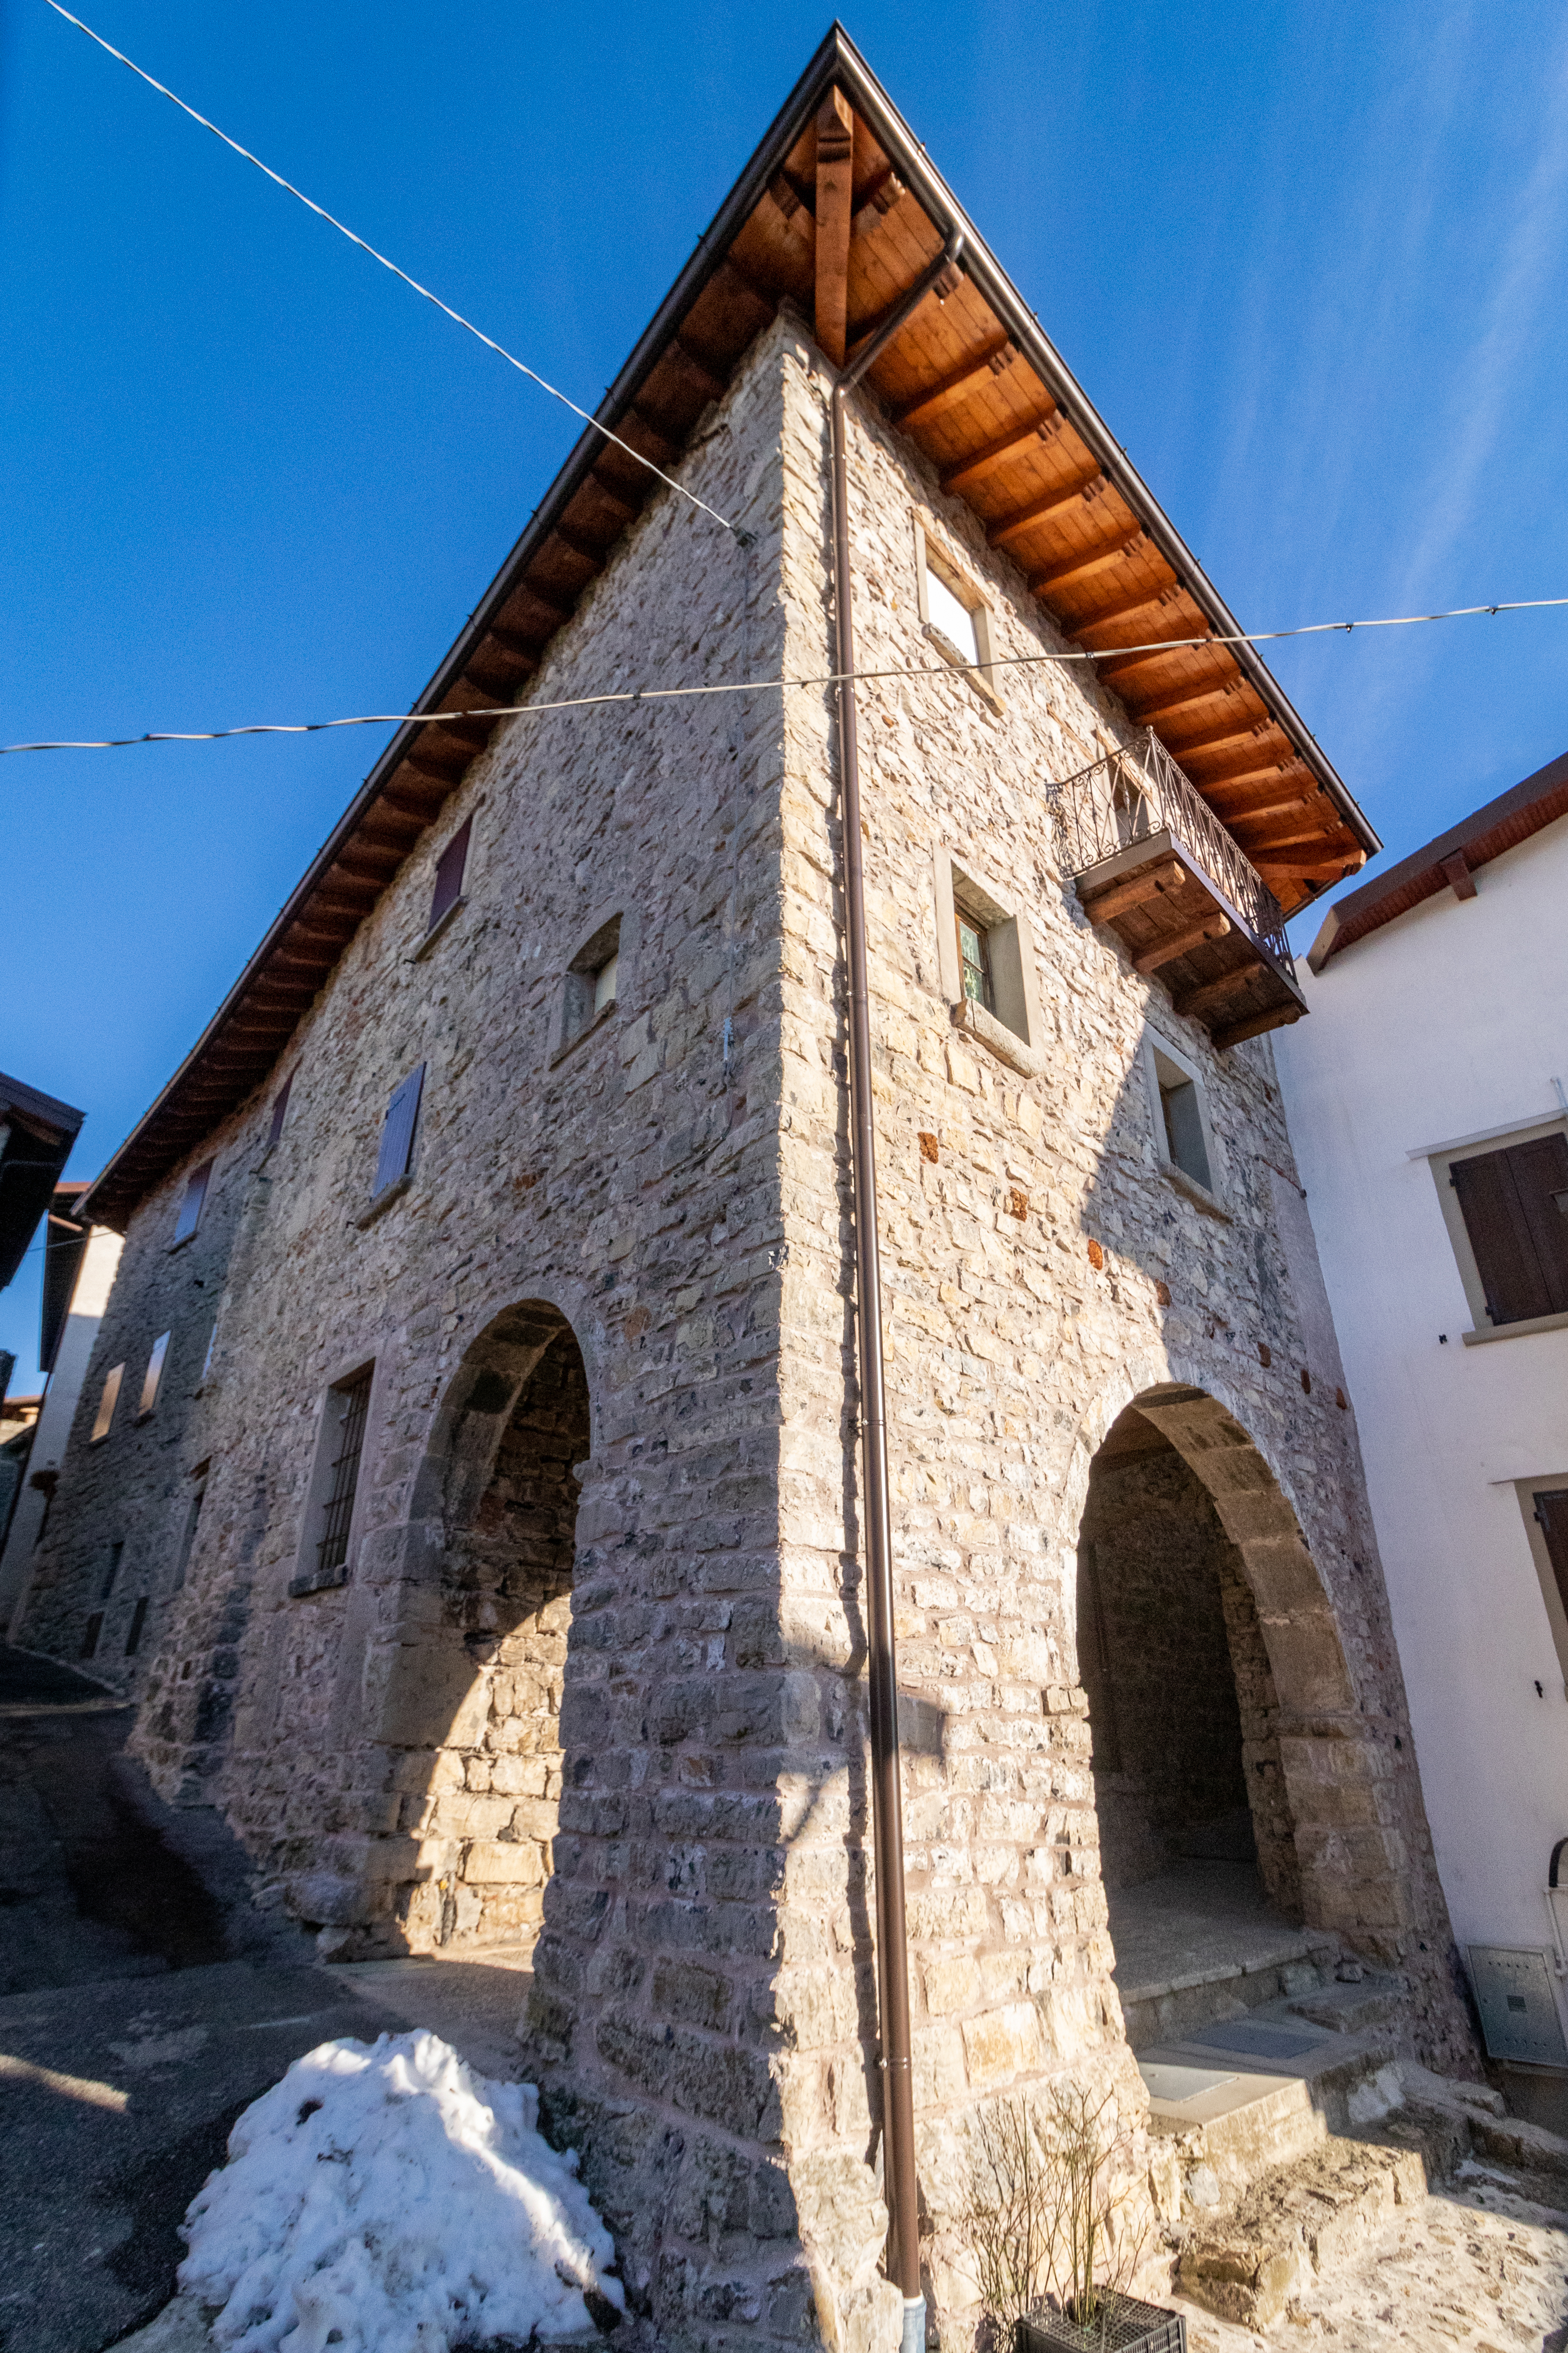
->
[1074,827,1307,1050]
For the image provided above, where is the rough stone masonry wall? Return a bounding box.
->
[23,316,844,2353]
[761,324,1476,2345]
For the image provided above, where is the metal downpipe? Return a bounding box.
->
[826,235,962,2325]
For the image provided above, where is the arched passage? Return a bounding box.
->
[1073,1382,1411,2030]
[381,1300,591,1958]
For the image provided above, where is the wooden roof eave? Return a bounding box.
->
[78,25,1379,1231]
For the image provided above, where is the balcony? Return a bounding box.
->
[1050,731,1307,1049]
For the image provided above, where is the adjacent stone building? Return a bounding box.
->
[17,32,1477,2351]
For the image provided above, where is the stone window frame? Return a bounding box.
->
[1513,1473,1568,1697]
[912,519,1003,713]
[288,1355,381,1599]
[550,906,626,1067]
[1141,1028,1228,1217]
[933,848,1045,1078]
[1413,1110,1568,1347]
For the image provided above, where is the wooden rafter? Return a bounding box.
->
[1066,582,1187,641]
[1031,531,1153,598]
[894,337,1018,431]
[814,89,854,368]
[1133,678,1248,731]
[939,410,1062,495]
[986,470,1105,551]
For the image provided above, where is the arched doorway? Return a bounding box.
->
[390,1300,590,1960]
[1072,1382,1404,2041]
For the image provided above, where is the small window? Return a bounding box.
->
[90,1363,124,1444]
[1143,1036,1220,1202]
[125,1597,149,1657]
[100,1539,125,1602]
[427,818,472,936]
[80,1613,104,1661]
[373,1066,425,1198]
[933,853,1041,1060]
[1449,1134,1568,1327]
[173,1159,214,1246]
[292,1365,374,1596]
[137,1332,171,1419]
[267,1073,294,1150]
[1160,1071,1213,1192]
[956,913,994,1013]
[925,563,979,667]
[913,523,999,706]
[556,915,623,1057]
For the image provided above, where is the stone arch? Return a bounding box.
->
[1066,1367,1409,1961]
[355,1297,597,1957]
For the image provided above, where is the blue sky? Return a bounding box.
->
[4,0,1567,1389]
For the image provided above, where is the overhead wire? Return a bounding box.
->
[41,1,738,535]
[3,596,1566,757]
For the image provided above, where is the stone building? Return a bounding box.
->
[17,31,1477,2351]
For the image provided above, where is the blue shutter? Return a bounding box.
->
[428,819,472,932]
[374,1065,425,1195]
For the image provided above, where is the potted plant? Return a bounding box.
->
[962,2083,1184,2353]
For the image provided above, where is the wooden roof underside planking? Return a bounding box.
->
[82,24,1377,1232]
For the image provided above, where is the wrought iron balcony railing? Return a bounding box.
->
[1049,731,1296,982]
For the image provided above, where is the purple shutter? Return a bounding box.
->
[429,819,472,932]
[174,1158,214,1243]
[267,1072,294,1148]
[374,1064,425,1195]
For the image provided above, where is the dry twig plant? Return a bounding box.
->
[962,2081,1146,2344]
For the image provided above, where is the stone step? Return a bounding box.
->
[1285,1973,1403,2036]
[1139,2015,1400,2195]
[1171,2070,1568,2329]
[1175,2119,1434,2326]
[1120,1937,1341,2051]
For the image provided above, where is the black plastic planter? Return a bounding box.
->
[1017,2293,1186,2353]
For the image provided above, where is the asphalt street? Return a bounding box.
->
[0,1646,533,2353]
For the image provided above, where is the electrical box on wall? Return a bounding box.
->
[1468,1946,1568,2067]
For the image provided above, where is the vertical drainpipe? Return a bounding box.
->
[827,231,963,2353]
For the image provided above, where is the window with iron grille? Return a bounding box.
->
[286,1367,375,1599]
[315,1369,371,1582]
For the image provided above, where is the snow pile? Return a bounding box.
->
[178,2030,625,2352]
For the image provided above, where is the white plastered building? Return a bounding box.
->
[1277,749,1568,2100]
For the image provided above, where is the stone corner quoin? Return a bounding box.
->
[12,309,1473,2350]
